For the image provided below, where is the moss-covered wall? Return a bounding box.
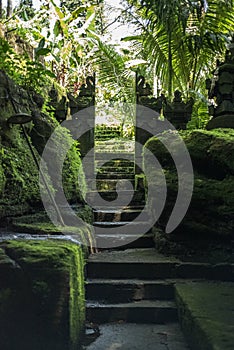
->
[0,71,87,221]
[144,129,234,244]
[0,240,85,350]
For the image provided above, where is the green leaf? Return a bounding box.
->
[44,70,56,78]
[38,38,45,49]
[35,48,51,57]
[121,36,143,42]
[65,6,87,25]
[125,59,147,68]
[50,0,65,20]
[53,20,62,37]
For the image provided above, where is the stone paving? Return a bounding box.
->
[83,322,189,350]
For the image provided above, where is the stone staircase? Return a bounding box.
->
[86,250,178,325]
[95,125,122,141]
[83,136,190,349]
[86,136,153,250]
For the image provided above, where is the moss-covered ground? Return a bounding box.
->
[176,282,234,350]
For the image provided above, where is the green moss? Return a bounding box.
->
[145,129,234,176]
[77,205,93,224]
[1,137,41,207]
[176,282,234,350]
[69,242,86,349]
[47,124,87,202]
[135,174,146,191]
[144,129,234,238]
[12,209,94,253]
[0,73,88,220]
[0,156,6,195]
[1,240,86,350]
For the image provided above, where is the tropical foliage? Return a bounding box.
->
[0,0,233,128]
[122,0,234,100]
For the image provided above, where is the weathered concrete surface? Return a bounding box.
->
[83,322,189,350]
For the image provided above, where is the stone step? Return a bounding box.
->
[95,233,154,249]
[94,208,145,222]
[86,190,145,207]
[87,259,234,281]
[82,323,189,350]
[95,152,135,160]
[96,173,135,180]
[93,222,151,234]
[87,179,135,191]
[86,300,178,324]
[95,148,134,153]
[86,279,175,302]
[87,261,178,280]
[95,139,133,145]
[95,129,121,133]
[95,159,135,168]
[97,166,134,174]
[92,204,145,211]
[95,146,131,153]
[95,131,121,135]
[95,136,121,141]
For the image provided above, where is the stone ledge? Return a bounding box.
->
[176,282,234,350]
[0,240,86,350]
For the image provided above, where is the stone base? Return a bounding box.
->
[0,240,86,350]
[206,114,234,130]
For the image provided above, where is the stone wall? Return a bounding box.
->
[0,70,87,221]
[0,239,86,350]
[144,129,234,252]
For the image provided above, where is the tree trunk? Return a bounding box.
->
[0,0,2,19]
[168,30,173,99]
[7,0,13,18]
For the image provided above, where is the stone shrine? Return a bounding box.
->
[163,90,194,130]
[206,41,234,129]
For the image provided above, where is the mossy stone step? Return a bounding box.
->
[88,179,135,191]
[95,135,121,141]
[96,166,134,174]
[95,144,129,150]
[86,279,175,302]
[95,146,134,153]
[96,173,135,180]
[86,300,178,324]
[95,152,134,161]
[95,159,135,168]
